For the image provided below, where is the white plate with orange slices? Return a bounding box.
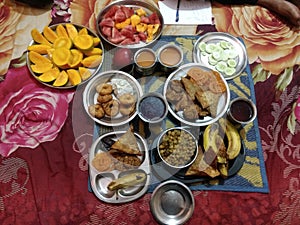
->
[26,23,104,89]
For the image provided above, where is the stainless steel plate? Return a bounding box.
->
[150,180,194,225]
[89,131,150,203]
[83,70,143,126]
[193,32,248,80]
[26,23,104,89]
[163,63,230,127]
[96,0,164,48]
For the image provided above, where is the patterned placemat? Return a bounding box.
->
[89,35,269,194]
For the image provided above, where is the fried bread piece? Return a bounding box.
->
[185,146,220,178]
[111,127,141,155]
[181,77,200,101]
[109,150,142,171]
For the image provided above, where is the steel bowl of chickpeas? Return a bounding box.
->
[157,127,198,169]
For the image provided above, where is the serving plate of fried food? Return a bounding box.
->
[83,70,143,126]
[150,118,246,184]
[163,63,230,127]
[96,0,163,48]
[27,23,104,89]
[89,128,150,203]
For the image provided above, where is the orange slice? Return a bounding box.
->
[67,69,81,86]
[73,34,94,51]
[53,70,68,87]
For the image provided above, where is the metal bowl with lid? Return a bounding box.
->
[150,180,195,225]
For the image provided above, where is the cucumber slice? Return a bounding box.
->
[224,67,236,76]
[208,54,218,65]
[221,52,229,61]
[205,43,217,53]
[220,40,229,49]
[216,61,228,72]
[212,51,222,61]
[227,59,237,68]
[198,41,207,52]
[225,49,238,59]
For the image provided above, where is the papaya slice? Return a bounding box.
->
[27,44,52,54]
[83,47,103,56]
[28,51,52,65]
[31,28,52,46]
[31,63,53,74]
[81,55,102,68]
[67,69,81,86]
[78,67,92,81]
[65,23,78,40]
[56,24,69,37]
[52,47,71,67]
[38,67,60,82]
[43,26,58,43]
[73,35,94,51]
[68,49,83,68]
[53,70,68,87]
[53,36,72,49]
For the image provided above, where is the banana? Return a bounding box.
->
[107,172,147,191]
[203,123,219,152]
[219,118,241,160]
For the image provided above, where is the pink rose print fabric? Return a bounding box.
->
[0,66,74,157]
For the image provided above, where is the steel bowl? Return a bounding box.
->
[156,127,198,169]
[150,180,195,225]
[96,0,164,48]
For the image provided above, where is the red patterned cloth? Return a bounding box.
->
[0,1,300,224]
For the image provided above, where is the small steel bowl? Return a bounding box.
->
[157,43,183,72]
[134,48,157,75]
[156,127,198,169]
[136,92,168,124]
[227,97,257,125]
[150,180,195,225]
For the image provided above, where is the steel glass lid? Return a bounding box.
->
[163,63,230,127]
[83,70,143,126]
[193,32,248,80]
[150,180,194,225]
[96,0,164,48]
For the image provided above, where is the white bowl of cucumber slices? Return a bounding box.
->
[193,32,248,80]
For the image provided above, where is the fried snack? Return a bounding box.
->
[119,103,135,116]
[187,67,210,86]
[181,77,200,101]
[88,104,105,119]
[92,152,114,172]
[185,146,220,178]
[166,88,182,103]
[96,83,113,95]
[170,79,184,93]
[111,127,141,155]
[208,71,227,94]
[109,151,142,171]
[102,99,120,117]
[97,94,113,103]
[118,93,136,106]
[183,104,200,120]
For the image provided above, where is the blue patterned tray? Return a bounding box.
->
[90,35,269,194]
